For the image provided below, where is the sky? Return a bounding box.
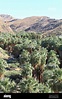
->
[0,0,62,19]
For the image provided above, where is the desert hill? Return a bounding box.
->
[0,14,62,35]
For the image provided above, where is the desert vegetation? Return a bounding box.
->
[0,32,62,93]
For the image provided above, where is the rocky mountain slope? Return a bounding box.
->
[0,15,14,33]
[0,14,62,35]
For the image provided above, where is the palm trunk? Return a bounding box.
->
[0,73,4,79]
[39,74,41,83]
[54,90,59,93]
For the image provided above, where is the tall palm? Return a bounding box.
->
[31,47,48,82]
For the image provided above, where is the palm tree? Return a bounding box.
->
[38,83,51,93]
[18,77,39,93]
[0,78,16,93]
[41,36,60,52]
[31,47,48,82]
[0,59,8,79]
[58,45,62,59]
[52,69,62,93]
[21,62,33,78]
[12,44,23,57]
[46,50,60,70]
[26,40,37,53]
[43,69,62,93]
[42,70,54,84]
[18,77,51,93]
[19,49,31,64]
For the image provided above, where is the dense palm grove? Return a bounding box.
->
[0,32,62,93]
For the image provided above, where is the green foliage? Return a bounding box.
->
[42,70,53,83]
[0,58,8,74]
[31,47,48,66]
[19,50,31,64]
[0,32,62,93]
[18,77,39,93]
[38,83,51,93]
[43,69,62,92]
[46,50,60,70]
[21,62,33,78]
[18,77,51,93]
[0,78,16,93]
